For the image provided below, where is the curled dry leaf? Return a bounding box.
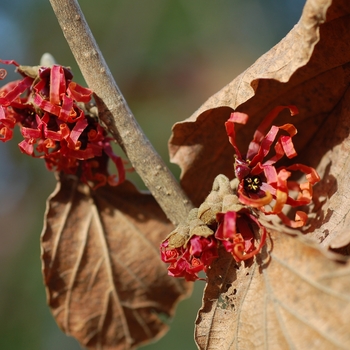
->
[195,231,350,350]
[41,175,191,350]
[169,0,350,248]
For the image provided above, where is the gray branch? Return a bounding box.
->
[49,0,194,225]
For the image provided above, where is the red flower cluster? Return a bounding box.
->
[161,208,267,281]
[225,106,320,228]
[160,235,218,281]
[215,209,266,262]
[0,60,125,188]
[161,105,320,281]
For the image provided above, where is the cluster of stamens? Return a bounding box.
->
[244,175,261,193]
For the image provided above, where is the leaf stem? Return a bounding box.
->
[48,0,194,225]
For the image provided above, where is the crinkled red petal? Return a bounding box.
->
[250,163,278,184]
[0,106,16,129]
[286,163,320,185]
[160,241,180,263]
[34,94,60,116]
[261,168,290,214]
[298,181,313,201]
[59,123,70,140]
[88,127,104,142]
[189,235,205,256]
[249,123,297,166]
[21,126,42,139]
[273,169,290,212]
[58,95,74,122]
[67,82,92,103]
[69,118,88,146]
[0,68,7,80]
[263,140,285,166]
[263,164,278,184]
[60,143,95,160]
[44,129,62,142]
[0,59,19,67]
[249,125,279,165]
[50,65,66,105]
[18,139,35,155]
[239,213,267,260]
[0,126,13,141]
[225,112,248,159]
[0,77,33,106]
[215,211,237,240]
[187,259,205,274]
[216,211,267,262]
[229,112,249,124]
[278,123,297,136]
[252,105,298,144]
[237,182,273,207]
[280,135,297,158]
[278,210,308,228]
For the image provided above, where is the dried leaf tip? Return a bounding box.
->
[0,59,125,189]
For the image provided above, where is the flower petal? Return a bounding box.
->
[249,125,279,164]
[280,135,297,158]
[286,163,320,185]
[0,77,33,106]
[225,112,248,159]
[69,117,88,146]
[215,211,237,240]
[34,94,61,116]
[18,138,35,155]
[0,68,7,80]
[67,82,92,103]
[58,95,74,122]
[238,182,273,207]
[50,65,66,105]
[278,210,308,228]
[0,126,13,141]
[0,59,19,67]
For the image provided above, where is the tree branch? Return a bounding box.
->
[48,0,194,225]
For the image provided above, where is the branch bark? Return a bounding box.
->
[48,0,193,225]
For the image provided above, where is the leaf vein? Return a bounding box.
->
[270,252,350,302]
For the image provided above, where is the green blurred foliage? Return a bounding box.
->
[0,0,304,349]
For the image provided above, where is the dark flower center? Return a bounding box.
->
[244,175,261,193]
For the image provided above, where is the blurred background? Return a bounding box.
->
[0,0,304,349]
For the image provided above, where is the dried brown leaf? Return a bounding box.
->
[41,175,191,350]
[195,231,350,350]
[169,0,350,248]
[169,1,350,347]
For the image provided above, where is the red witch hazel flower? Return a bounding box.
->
[160,208,219,281]
[161,174,267,281]
[215,209,267,262]
[225,105,320,228]
[0,59,125,188]
[161,235,218,282]
[161,106,320,282]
